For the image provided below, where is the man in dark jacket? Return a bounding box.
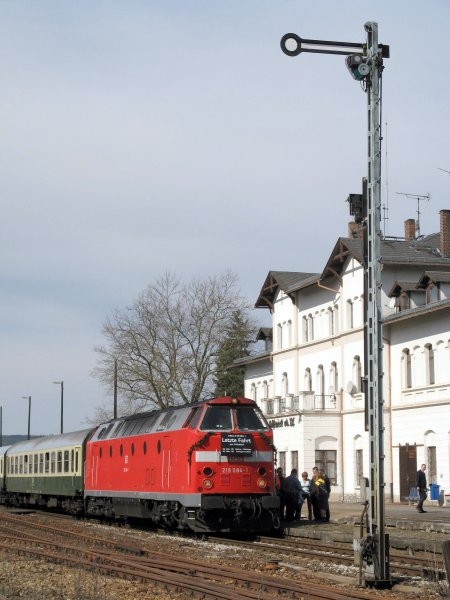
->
[282,469,303,521]
[416,463,427,513]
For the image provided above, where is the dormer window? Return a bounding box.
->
[426,283,439,304]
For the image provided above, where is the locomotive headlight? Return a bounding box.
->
[202,466,213,477]
[258,467,266,476]
[257,478,266,489]
[203,479,214,489]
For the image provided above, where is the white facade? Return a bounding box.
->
[240,213,450,502]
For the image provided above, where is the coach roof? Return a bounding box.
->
[7,428,93,453]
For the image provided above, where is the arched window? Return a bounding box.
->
[401,349,412,389]
[303,316,308,342]
[304,368,312,392]
[328,307,334,336]
[250,383,256,401]
[307,314,314,341]
[316,365,324,396]
[263,380,268,398]
[330,362,338,391]
[347,299,354,329]
[352,356,361,392]
[425,344,435,385]
[282,372,288,397]
[277,323,283,349]
[287,320,292,346]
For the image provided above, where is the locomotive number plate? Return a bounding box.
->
[221,466,248,474]
[221,433,253,456]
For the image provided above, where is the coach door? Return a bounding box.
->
[399,444,417,499]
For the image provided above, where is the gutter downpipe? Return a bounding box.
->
[383,332,394,502]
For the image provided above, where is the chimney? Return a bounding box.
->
[404,219,416,242]
[440,209,450,257]
[348,222,364,239]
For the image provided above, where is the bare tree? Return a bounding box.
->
[92,271,253,418]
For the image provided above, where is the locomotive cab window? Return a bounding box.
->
[236,406,269,431]
[199,406,232,431]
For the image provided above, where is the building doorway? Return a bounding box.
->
[399,444,417,499]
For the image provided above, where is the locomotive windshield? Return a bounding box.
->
[236,406,269,431]
[199,405,269,432]
[199,406,232,431]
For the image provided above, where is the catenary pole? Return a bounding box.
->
[280,22,390,588]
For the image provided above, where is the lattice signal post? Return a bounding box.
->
[280,23,391,588]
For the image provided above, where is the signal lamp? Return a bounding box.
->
[203,466,213,477]
[258,467,267,476]
[203,479,213,490]
[257,478,266,489]
[345,54,370,80]
[232,398,239,405]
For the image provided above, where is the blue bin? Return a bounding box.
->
[430,483,440,500]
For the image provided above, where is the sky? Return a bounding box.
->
[1,0,449,436]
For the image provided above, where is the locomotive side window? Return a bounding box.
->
[199,407,232,431]
[183,407,202,429]
[236,406,269,431]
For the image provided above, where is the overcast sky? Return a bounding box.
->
[1,1,449,436]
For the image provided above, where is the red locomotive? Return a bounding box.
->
[84,396,279,532]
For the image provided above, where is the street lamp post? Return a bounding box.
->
[280,23,390,588]
[53,381,64,434]
[21,396,31,440]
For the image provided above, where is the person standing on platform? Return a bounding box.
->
[299,471,313,520]
[310,466,329,522]
[416,463,428,513]
[319,468,331,522]
[276,467,286,519]
[282,468,303,521]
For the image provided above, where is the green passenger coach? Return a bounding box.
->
[4,429,93,513]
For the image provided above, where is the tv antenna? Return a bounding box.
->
[395,192,430,238]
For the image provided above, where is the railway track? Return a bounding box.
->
[207,533,446,580]
[0,511,383,600]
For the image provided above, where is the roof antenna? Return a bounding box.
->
[395,192,430,238]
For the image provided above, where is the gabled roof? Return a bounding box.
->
[256,327,272,341]
[320,234,450,286]
[255,271,318,309]
[388,281,425,298]
[417,270,450,288]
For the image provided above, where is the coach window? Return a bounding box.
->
[64,450,70,473]
[57,451,62,473]
[75,449,79,473]
[24,455,29,475]
[71,449,75,472]
[39,453,44,474]
[51,452,56,474]
[34,454,38,474]
[19,455,23,475]
[45,452,50,474]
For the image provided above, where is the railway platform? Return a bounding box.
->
[281,500,450,551]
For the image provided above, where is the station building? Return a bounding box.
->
[235,210,450,502]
